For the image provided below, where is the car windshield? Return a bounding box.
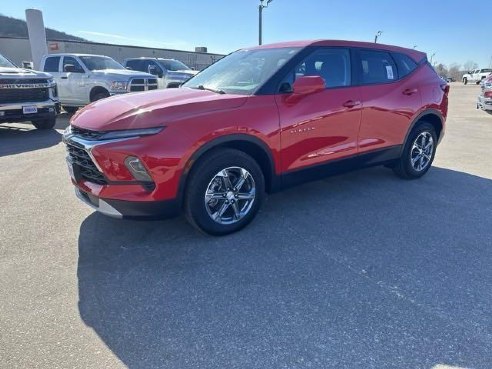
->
[158,59,190,71]
[0,54,16,68]
[183,47,301,95]
[79,56,125,71]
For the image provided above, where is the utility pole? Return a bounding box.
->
[259,0,273,45]
[374,30,382,43]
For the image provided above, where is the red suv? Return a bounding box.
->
[63,40,448,235]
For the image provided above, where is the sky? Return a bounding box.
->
[2,0,491,68]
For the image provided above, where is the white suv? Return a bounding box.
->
[40,54,157,113]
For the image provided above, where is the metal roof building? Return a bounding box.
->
[0,36,224,70]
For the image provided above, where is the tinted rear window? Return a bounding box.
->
[43,56,60,72]
[392,53,418,78]
[359,50,398,84]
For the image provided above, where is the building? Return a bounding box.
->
[0,36,224,70]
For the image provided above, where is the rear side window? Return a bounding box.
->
[392,53,417,78]
[359,50,397,84]
[43,56,60,72]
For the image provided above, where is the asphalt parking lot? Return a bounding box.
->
[1,84,491,369]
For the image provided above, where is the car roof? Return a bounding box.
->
[124,57,177,61]
[44,53,112,58]
[247,39,427,62]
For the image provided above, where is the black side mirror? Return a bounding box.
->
[64,64,76,73]
[148,65,163,78]
[279,82,293,93]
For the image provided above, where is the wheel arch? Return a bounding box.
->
[402,109,444,153]
[89,86,110,102]
[178,134,278,205]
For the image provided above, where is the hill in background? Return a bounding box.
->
[0,14,86,41]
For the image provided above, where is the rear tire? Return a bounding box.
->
[184,148,265,236]
[31,116,56,130]
[392,122,437,179]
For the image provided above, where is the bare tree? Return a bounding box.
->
[463,60,478,72]
[434,63,448,76]
[448,63,462,81]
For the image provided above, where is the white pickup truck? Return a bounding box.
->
[0,53,59,129]
[40,53,158,113]
[462,68,492,85]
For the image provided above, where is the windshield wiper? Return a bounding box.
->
[195,85,226,94]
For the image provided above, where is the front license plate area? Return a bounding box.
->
[23,106,38,114]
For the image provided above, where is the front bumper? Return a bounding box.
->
[75,188,179,219]
[0,100,60,123]
[477,95,492,111]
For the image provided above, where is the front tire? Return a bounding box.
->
[463,78,468,85]
[184,149,265,235]
[31,116,56,130]
[392,122,437,179]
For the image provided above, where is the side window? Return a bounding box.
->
[281,48,351,90]
[392,53,417,78]
[359,50,398,84]
[63,56,84,73]
[125,60,142,71]
[43,56,60,72]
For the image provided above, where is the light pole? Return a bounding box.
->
[259,0,273,45]
[374,30,382,43]
[430,52,436,65]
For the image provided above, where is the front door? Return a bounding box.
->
[275,48,362,172]
[58,56,87,105]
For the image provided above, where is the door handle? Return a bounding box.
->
[61,76,68,79]
[342,100,361,108]
[403,88,418,95]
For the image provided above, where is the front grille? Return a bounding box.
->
[66,142,107,185]
[0,88,49,103]
[0,78,49,85]
[71,126,104,140]
[129,78,159,92]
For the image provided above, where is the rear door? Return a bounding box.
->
[355,49,422,154]
[276,47,362,172]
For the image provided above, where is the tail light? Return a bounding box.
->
[485,91,492,98]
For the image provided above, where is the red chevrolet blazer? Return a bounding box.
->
[63,40,448,235]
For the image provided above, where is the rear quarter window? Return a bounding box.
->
[392,53,418,78]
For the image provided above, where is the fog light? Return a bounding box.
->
[124,156,152,182]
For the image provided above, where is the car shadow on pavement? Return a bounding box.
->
[77,166,492,369]
[0,117,69,157]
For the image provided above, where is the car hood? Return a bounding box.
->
[91,69,154,79]
[0,67,52,78]
[71,87,248,131]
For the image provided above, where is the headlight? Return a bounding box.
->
[110,81,128,91]
[98,127,164,140]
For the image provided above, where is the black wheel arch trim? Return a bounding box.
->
[177,134,278,205]
[401,109,444,154]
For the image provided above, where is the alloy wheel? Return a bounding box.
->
[410,131,434,172]
[204,167,256,225]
